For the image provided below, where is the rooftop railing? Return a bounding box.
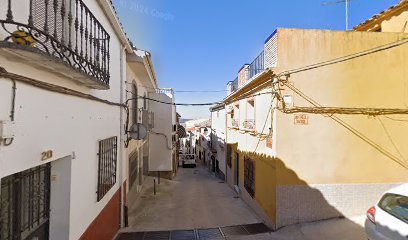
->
[249,50,264,79]
[0,0,110,86]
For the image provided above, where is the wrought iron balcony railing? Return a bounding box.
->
[231,119,239,128]
[243,119,255,130]
[0,0,110,86]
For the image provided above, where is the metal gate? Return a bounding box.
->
[0,163,51,240]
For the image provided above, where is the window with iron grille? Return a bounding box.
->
[244,157,255,198]
[97,136,118,201]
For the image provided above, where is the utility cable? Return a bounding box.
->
[279,81,408,169]
[125,82,227,93]
[253,96,275,152]
[0,67,124,107]
[280,106,408,116]
[383,115,408,122]
[378,117,407,164]
[126,97,222,106]
[277,37,408,77]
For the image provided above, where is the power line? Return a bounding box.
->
[277,37,408,77]
[125,82,226,93]
[378,117,407,163]
[280,106,408,116]
[174,90,227,93]
[278,81,408,169]
[126,97,222,106]
[383,115,408,122]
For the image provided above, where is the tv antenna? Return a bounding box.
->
[322,0,356,30]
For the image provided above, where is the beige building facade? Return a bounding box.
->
[223,11,408,229]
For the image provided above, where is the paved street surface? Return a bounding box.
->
[230,216,367,240]
[117,164,367,239]
[125,164,262,232]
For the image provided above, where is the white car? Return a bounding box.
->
[181,154,196,168]
[365,183,408,240]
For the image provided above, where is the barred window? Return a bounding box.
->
[97,136,118,201]
[244,157,255,198]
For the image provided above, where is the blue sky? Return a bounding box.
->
[112,0,399,119]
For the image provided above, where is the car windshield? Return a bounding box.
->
[379,193,408,223]
[185,155,194,159]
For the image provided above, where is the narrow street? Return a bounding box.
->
[125,164,261,232]
[116,163,367,240]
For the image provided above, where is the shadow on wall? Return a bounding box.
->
[232,150,407,239]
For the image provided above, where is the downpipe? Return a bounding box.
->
[119,46,125,228]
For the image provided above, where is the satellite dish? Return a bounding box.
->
[129,123,148,140]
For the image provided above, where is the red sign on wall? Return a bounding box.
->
[266,137,273,148]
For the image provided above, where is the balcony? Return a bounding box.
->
[0,0,110,89]
[249,51,264,79]
[231,119,239,128]
[242,119,255,130]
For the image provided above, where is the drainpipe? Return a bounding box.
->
[119,46,125,228]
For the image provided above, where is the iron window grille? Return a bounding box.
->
[97,136,118,202]
[0,163,51,240]
[244,157,255,198]
[0,0,110,85]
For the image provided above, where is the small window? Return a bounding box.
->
[378,193,408,224]
[97,136,118,201]
[244,157,255,198]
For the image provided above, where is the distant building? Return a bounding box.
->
[210,104,227,180]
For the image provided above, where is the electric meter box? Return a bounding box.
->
[0,121,15,139]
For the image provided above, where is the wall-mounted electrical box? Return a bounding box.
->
[0,121,15,139]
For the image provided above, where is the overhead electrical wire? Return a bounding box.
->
[378,117,407,163]
[277,81,408,169]
[126,97,222,106]
[277,37,408,77]
[280,106,408,116]
[253,96,275,153]
[383,115,408,122]
[125,82,227,93]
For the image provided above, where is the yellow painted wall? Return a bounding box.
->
[227,142,277,224]
[275,29,408,185]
